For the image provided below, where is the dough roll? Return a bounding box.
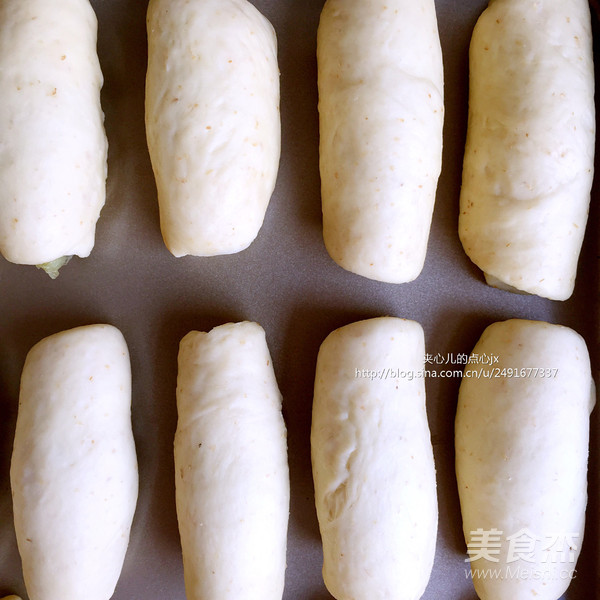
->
[456,319,595,600]
[317,0,444,284]
[10,324,138,600]
[311,317,437,600]
[0,0,108,273]
[146,0,281,257]
[175,322,289,600]
[459,0,595,301]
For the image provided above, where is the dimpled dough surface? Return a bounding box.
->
[145,0,281,257]
[175,322,289,600]
[0,0,107,266]
[311,317,438,600]
[10,325,138,600]
[455,319,595,600]
[317,0,444,284]
[459,0,595,300]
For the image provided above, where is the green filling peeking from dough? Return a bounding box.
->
[36,255,72,279]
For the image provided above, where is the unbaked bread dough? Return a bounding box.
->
[145,0,280,257]
[175,322,289,600]
[0,0,107,270]
[456,319,595,600]
[311,317,437,600]
[459,0,595,301]
[10,325,138,600]
[317,0,444,283]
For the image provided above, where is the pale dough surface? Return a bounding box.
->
[459,0,595,301]
[318,0,443,283]
[146,0,280,257]
[456,319,595,600]
[0,0,107,266]
[10,325,138,600]
[311,317,437,600]
[175,322,289,600]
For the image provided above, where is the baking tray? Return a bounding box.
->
[0,1,598,598]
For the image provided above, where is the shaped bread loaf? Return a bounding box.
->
[10,325,138,600]
[459,0,595,300]
[456,319,595,599]
[311,317,437,599]
[0,0,107,277]
[146,0,281,257]
[175,322,289,600]
[317,0,444,283]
